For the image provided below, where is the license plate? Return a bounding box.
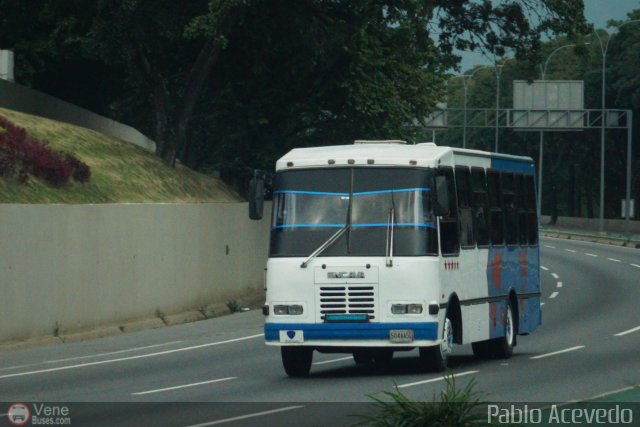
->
[389,329,414,343]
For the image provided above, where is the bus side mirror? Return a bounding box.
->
[434,175,449,216]
[249,170,269,220]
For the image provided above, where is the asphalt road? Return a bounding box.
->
[1,237,639,426]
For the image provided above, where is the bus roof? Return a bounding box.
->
[275,143,533,171]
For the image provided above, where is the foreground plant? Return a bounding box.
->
[354,372,521,427]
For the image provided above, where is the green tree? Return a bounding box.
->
[1,0,588,175]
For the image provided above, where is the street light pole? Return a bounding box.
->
[593,19,640,232]
[453,65,491,148]
[495,64,504,152]
[536,43,587,222]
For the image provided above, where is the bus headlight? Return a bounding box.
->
[391,304,423,315]
[273,304,304,315]
[391,304,407,314]
[407,304,423,314]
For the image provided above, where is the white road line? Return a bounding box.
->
[397,370,479,389]
[551,273,559,279]
[0,333,263,381]
[530,346,585,360]
[184,406,304,427]
[132,377,236,395]
[549,292,559,299]
[544,245,556,249]
[565,249,577,253]
[614,326,640,337]
[608,258,622,263]
[541,266,549,271]
[585,253,598,257]
[632,264,640,268]
[313,356,353,366]
[45,341,184,364]
[556,282,563,288]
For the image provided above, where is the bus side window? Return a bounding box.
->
[502,172,518,246]
[515,174,528,245]
[524,175,539,245]
[455,166,474,249]
[438,167,460,256]
[487,170,504,246]
[471,168,490,247]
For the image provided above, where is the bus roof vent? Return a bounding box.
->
[417,142,437,146]
[354,139,406,145]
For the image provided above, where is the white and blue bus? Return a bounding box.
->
[249,141,541,377]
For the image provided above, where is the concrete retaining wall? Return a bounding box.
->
[0,203,271,342]
[0,79,156,152]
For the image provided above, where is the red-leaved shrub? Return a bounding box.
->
[0,115,91,186]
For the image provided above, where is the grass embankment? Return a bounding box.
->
[0,107,241,203]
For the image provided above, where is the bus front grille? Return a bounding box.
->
[317,285,378,321]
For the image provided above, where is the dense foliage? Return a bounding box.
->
[440,9,640,219]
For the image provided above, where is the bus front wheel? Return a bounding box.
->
[281,347,313,377]
[420,315,453,372]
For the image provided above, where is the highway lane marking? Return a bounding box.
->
[313,356,353,365]
[614,326,640,337]
[0,340,184,372]
[44,341,184,364]
[530,346,585,360]
[0,333,264,381]
[632,264,640,268]
[396,370,479,389]
[551,273,559,279]
[608,258,622,262]
[564,249,577,253]
[556,282,563,288]
[549,292,559,299]
[543,245,556,249]
[540,266,549,271]
[184,406,304,427]
[132,377,236,395]
[585,253,598,257]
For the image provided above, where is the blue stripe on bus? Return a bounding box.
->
[273,190,349,196]
[273,223,436,229]
[352,188,431,196]
[264,322,438,341]
[273,188,430,197]
[490,158,535,173]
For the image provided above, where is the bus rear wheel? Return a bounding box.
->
[472,302,515,359]
[281,347,313,377]
[420,316,453,372]
[489,302,515,358]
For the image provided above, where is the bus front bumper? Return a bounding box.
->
[264,322,439,346]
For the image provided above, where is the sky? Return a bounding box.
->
[458,0,640,71]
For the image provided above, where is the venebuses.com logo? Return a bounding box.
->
[7,403,30,426]
[5,403,71,426]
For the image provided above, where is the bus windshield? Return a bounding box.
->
[270,168,438,257]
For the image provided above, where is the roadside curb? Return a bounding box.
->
[540,229,640,249]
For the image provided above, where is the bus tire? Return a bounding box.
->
[488,301,515,359]
[281,347,313,377]
[420,314,453,372]
[353,350,374,365]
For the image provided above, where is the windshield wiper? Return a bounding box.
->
[300,224,350,268]
[385,207,395,267]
